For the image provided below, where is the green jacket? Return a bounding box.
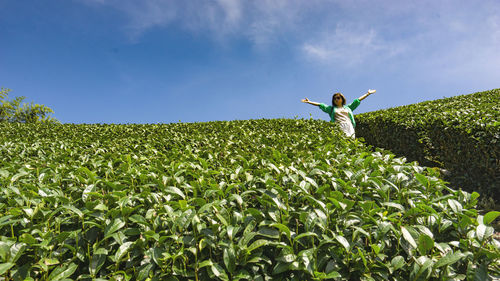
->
[319,99,361,127]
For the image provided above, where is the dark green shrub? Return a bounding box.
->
[356,89,500,204]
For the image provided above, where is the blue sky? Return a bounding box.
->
[1,0,499,124]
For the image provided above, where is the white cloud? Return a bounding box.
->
[78,0,500,77]
[302,44,330,61]
[298,0,500,79]
[78,0,179,39]
[302,25,405,66]
[216,0,242,25]
[78,0,245,40]
[399,2,500,79]
[78,0,313,45]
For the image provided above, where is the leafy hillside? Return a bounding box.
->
[356,89,500,205]
[0,120,499,280]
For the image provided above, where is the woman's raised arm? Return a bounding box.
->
[301,98,321,106]
[358,89,376,101]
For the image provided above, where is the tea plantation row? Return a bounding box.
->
[0,120,499,280]
[356,88,500,205]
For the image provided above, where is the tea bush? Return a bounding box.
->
[356,89,500,204]
[0,120,499,280]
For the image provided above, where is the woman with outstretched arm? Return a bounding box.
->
[301,89,376,138]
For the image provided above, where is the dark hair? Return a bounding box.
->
[332,92,346,106]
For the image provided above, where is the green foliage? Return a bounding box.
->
[0,87,58,123]
[356,89,500,203]
[0,120,499,280]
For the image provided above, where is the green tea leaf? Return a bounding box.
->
[104,219,126,239]
[89,254,106,276]
[0,263,14,275]
[476,224,494,242]
[270,223,291,242]
[335,235,350,251]
[447,199,462,213]
[293,232,318,243]
[0,169,9,178]
[198,260,213,269]
[165,186,185,199]
[48,263,78,281]
[483,211,500,225]
[257,227,279,239]
[391,256,405,271]
[470,192,480,201]
[434,252,465,268]
[211,264,229,281]
[418,234,434,255]
[9,243,26,263]
[62,204,84,219]
[382,202,405,211]
[272,262,291,275]
[414,173,430,188]
[114,242,134,262]
[215,213,228,227]
[401,226,417,249]
[247,239,270,253]
[43,258,60,266]
[19,233,37,244]
[473,262,488,281]
[324,271,341,278]
[223,245,236,274]
[137,263,153,281]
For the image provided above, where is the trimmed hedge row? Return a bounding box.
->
[356,89,500,203]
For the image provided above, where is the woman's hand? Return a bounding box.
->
[358,90,376,101]
[301,98,320,106]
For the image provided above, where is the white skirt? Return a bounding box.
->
[339,121,355,138]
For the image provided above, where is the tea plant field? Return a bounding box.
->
[1,120,499,280]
